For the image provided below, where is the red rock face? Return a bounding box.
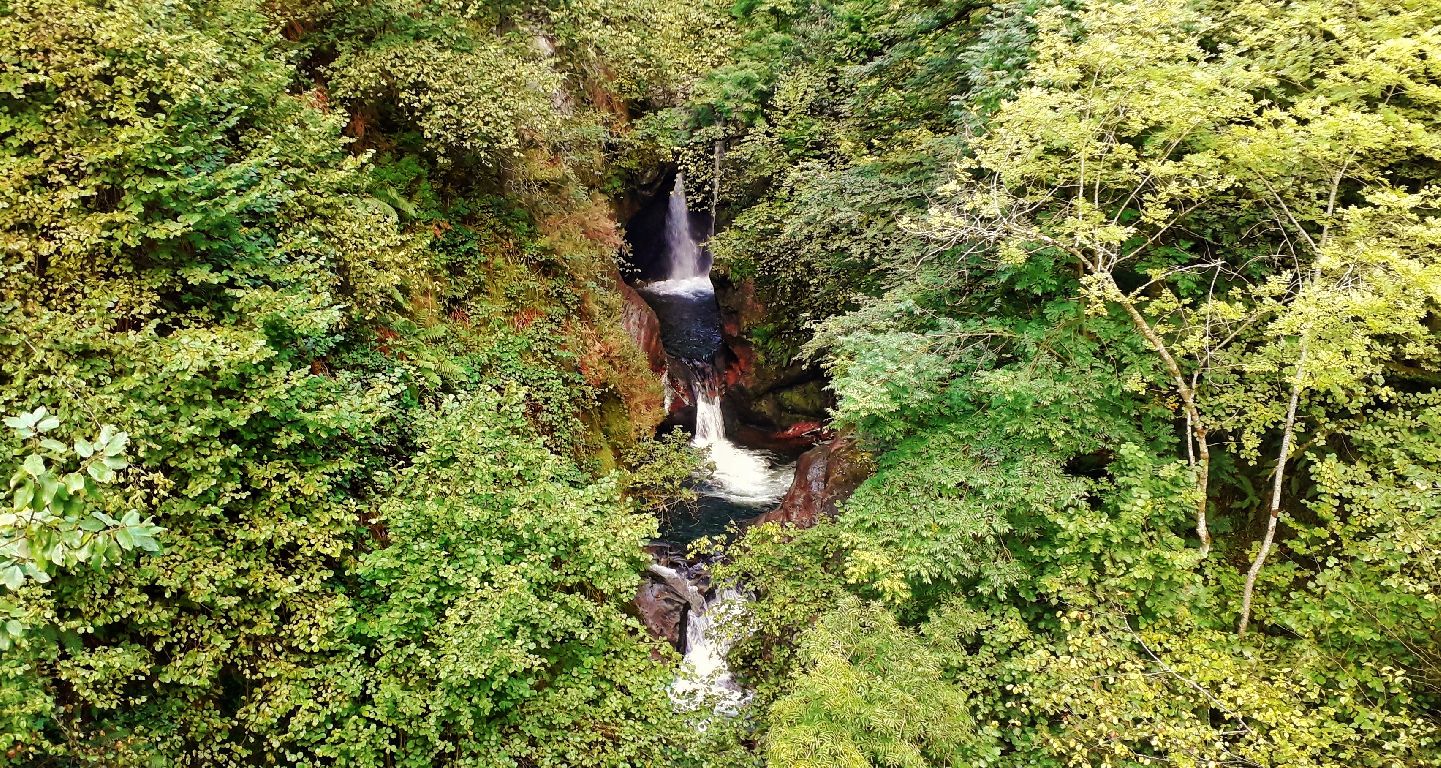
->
[749,433,870,529]
[774,421,825,440]
[631,578,688,649]
[619,280,667,375]
[723,338,755,388]
[629,561,705,650]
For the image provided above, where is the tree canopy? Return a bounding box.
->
[2,0,1439,763]
[691,0,1441,764]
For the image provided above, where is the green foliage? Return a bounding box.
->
[836,425,1075,602]
[330,36,565,162]
[2,409,161,598]
[688,0,1059,360]
[1029,444,1202,618]
[708,159,931,357]
[766,599,977,768]
[258,391,684,766]
[698,0,1441,764]
[1278,393,1441,693]
[928,605,1439,767]
[0,0,710,759]
[618,430,706,517]
[5,0,1441,759]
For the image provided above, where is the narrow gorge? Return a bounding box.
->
[624,171,804,709]
[3,0,1439,764]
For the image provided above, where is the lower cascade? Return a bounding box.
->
[673,587,749,713]
[650,561,750,713]
[631,171,795,713]
[691,380,793,506]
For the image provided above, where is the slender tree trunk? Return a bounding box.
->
[710,138,724,238]
[1107,278,1213,555]
[1193,427,1211,556]
[1238,337,1310,635]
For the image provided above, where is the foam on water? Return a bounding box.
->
[640,275,715,297]
[692,389,792,507]
[655,565,749,715]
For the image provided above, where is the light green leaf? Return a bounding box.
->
[0,566,22,590]
[12,484,33,512]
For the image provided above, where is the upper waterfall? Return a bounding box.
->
[664,171,706,280]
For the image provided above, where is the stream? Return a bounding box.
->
[630,171,796,712]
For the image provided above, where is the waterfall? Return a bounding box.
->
[673,588,749,714]
[652,562,749,714]
[639,171,791,508]
[691,381,791,505]
[664,172,706,280]
[692,382,725,444]
[632,165,799,718]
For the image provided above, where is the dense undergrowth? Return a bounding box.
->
[0,0,733,762]
[682,0,1441,765]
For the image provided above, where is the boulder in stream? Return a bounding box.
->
[630,562,706,650]
[749,432,870,529]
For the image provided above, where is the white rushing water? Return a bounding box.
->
[655,563,750,714]
[664,171,706,280]
[656,170,792,507]
[673,588,749,714]
[640,274,714,297]
[692,387,793,506]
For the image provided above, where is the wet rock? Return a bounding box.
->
[657,355,701,427]
[723,337,755,388]
[708,272,834,429]
[643,540,682,564]
[729,421,824,457]
[716,275,768,334]
[619,281,667,375]
[749,432,870,529]
[775,379,829,417]
[631,580,688,649]
[774,421,827,441]
[618,167,680,273]
[631,562,705,650]
[725,363,832,430]
[647,563,704,612]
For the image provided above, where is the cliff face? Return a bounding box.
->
[619,279,668,377]
[714,275,834,434]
